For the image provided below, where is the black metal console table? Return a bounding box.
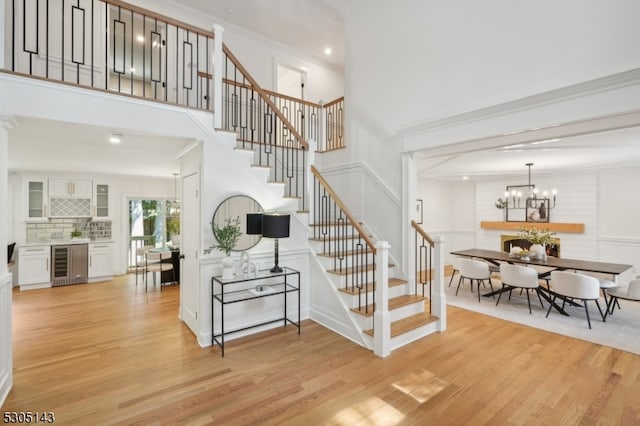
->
[211,267,301,357]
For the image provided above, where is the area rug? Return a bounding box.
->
[444,275,640,355]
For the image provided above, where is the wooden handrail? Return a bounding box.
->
[411,220,434,247]
[106,0,214,38]
[222,78,322,108]
[324,96,344,108]
[311,165,377,254]
[222,44,309,150]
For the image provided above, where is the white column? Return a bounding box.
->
[374,240,391,357]
[0,116,14,406]
[212,24,224,130]
[432,235,447,331]
[0,0,6,69]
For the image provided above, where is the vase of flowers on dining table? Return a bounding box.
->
[518,226,556,260]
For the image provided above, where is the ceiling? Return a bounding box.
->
[176,0,346,68]
[416,124,640,181]
[8,117,192,178]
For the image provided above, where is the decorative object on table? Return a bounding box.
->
[502,163,557,222]
[205,216,242,279]
[236,251,257,277]
[262,213,291,273]
[518,249,531,261]
[495,197,507,221]
[518,226,556,260]
[509,246,523,257]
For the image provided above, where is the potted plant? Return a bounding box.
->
[518,226,556,259]
[495,197,507,221]
[205,217,242,278]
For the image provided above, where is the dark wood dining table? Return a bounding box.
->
[450,248,633,315]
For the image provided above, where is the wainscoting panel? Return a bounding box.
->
[0,273,13,406]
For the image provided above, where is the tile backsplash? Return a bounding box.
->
[26,218,112,242]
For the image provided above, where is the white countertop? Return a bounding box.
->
[20,239,114,247]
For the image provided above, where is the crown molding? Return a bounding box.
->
[399,68,640,138]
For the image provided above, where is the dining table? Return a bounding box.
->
[450,248,633,316]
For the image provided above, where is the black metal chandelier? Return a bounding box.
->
[504,163,557,222]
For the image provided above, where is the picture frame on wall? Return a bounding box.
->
[526,198,550,223]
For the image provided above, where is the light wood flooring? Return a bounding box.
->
[3,274,640,424]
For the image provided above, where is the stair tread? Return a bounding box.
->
[337,277,407,295]
[309,235,368,242]
[327,263,395,275]
[363,312,438,338]
[350,294,427,317]
[316,248,374,257]
[309,222,363,227]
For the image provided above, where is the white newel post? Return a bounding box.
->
[374,241,391,358]
[212,23,224,130]
[432,235,447,331]
[0,117,14,406]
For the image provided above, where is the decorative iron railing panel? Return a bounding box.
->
[221,46,308,211]
[412,220,434,314]
[7,0,214,111]
[320,96,344,152]
[311,166,377,315]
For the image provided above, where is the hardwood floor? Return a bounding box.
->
[3,274,640,425]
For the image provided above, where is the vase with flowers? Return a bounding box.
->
[518,226,556,260]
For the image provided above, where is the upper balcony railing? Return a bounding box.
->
[3,0,345,155]
[5,0,214,110]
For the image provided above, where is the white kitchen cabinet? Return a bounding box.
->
[49,178,93,198]
[88,243,113,279]
[93,183,110,218]
[24,178,48,221]
[18,245,51,288]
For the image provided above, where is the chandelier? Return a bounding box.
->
[503,163,557,222]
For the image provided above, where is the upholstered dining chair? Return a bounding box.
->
[145,250,175,292]
[457,258,494,302]
[135,245,154,287]
[546,271,606,329]
[497,263,544,314]
[449,257,462,287]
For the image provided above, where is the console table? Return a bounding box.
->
[211,267,301,357]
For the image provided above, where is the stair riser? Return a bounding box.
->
[338,284,408,308]
[389,301,426,322]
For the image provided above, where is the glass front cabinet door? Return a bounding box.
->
[94,183,110,218]
[25,178,48,221]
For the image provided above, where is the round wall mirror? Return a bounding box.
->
[212,195,263,252]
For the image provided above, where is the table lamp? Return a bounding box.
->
[261,213,290,273]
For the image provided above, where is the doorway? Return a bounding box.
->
[276,64,305,99]
[127,198,180,268]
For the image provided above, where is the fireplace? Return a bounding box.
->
[501,234,561,258]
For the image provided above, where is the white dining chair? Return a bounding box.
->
[497,263,544,314]
[145,250,175,292]
[546,271,606,329]
[457,258,494,302]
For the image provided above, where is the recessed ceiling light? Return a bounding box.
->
[226,8,233,14]
[109,133,122,144]
[324,47,332,55]
[462,176,469,180]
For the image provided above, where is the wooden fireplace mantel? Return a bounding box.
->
[480,221,585,233]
